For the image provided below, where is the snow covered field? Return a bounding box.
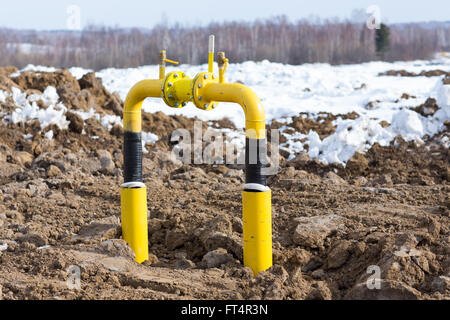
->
[2,56,450,166]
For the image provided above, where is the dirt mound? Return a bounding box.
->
[443,76,450,85]
[361,135,449,184]
[380,69,450,77]
[400,93,416,100]
[11,70,79,92]
[271,112,359,141]
[285,132,449,186]
[0,75,21,93]
[412,98,440,117]
[77,72,123,115]
[0,69,448,300]
[0,66,18,77]
[142,112,198,147]
[9,70,123,115]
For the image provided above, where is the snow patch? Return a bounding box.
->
[5,58,450,165]
[101,114,122,131]
[0,243,7,251]
[142,132,159,153]
[391,109,424,138]
[0,90,8,103]
[10,64,58,77]
[45,130,54,139]
[7,86,69,130]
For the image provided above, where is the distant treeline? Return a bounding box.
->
[1,17,449,70]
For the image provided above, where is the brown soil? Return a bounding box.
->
[7,70,124,116]
[271,112,359,141]
[379,69,450,77]
[443,76,450,85]
[412,98,440,117]
[0,68,448,300]
[0,66,18,77]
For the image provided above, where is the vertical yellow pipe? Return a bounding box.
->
[202,80,272,275]
[121,79,162,264]
[159,50,166,80]
[121,185,148,263]
[243,190,272,275]
[218,67,225,83]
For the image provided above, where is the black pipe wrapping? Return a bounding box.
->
[123,131,143,183]
[245,137,267,189]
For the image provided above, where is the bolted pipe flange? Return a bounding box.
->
[162,71,192,108]
[192,72,219,111]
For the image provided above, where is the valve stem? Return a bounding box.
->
[159,50,166,80]
[208,35,215,74]
[218,52,227,83]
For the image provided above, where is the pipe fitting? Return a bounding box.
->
[162,71,192,108]
[192,72,219,111]
[218,52,226,68]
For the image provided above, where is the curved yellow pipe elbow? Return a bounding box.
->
[123,79,163,132]
[202,82,266,139]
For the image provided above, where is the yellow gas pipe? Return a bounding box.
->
[121,79,162,263]
[121,35,272,275]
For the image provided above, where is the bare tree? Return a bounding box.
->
[0,17,448,70]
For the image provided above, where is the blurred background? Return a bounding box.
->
[0,0,449,70]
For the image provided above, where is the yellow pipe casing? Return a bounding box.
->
[208,35,215,73]
[172,78,193,102]
[121,79,162,263]
[202,82,266,139]
[201,80,271,275]
[208,52,214,73]
[123,79,163,132]
[218,68,225,83]
[121,186,149,263]
[243,190,272,276]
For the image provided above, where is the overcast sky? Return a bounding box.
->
[0,0,449,30]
